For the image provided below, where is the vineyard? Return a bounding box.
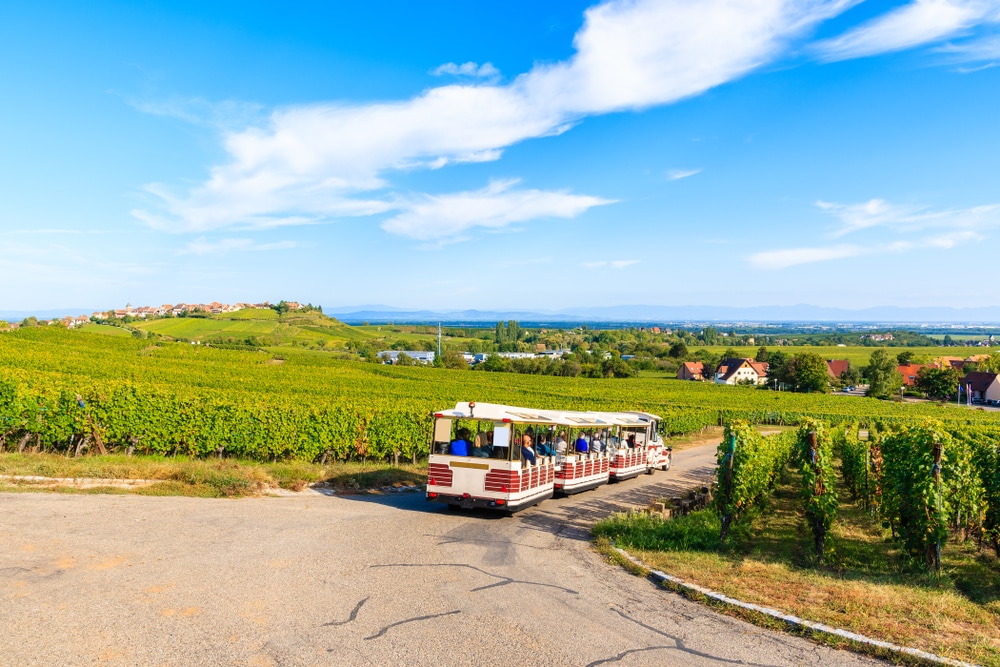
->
[597,419,1000,666]
[713,418,1000,569]
[2,327,1000,463]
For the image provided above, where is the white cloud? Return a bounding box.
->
[134,0,855,238]
[818,198,1000,236]
[814,0,1000,61]
[128,97,267,130]
[381,179,613,240]
[748,244,868,269]
[937,33,1000,64]
[750,198,994,269]
[923,229,984,247]
[431,62,501,79]
[177,238,299,255]
[666,168,702,181]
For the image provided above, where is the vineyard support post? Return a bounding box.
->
[720,434,736,542]
[807,430,826,563]
[929,439,943,572]
[864,446,870,513]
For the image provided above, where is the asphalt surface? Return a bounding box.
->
[0,444,883,667]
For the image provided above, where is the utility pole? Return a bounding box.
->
[437,322,442,360]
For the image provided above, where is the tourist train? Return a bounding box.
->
[426,402,671,512]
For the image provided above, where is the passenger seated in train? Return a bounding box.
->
[536,433,553,456]
[450,428,471,456]
[520,433,537,465]
[555,431,568,455]
[575,433,589,453]
[471,432,491,458]
[626,434,637,448]
[591,431,604,453]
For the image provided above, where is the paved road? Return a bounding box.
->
[0,445,881,667]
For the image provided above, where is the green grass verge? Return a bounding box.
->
[594,468,1000,666]
[0,453,426,498]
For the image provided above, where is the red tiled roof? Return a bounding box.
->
[896,363,928,386]
[826,359,849,380]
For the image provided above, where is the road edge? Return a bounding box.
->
[611,547,980,667]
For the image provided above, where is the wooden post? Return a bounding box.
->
[720,434,737,541]
[928,439,943,572]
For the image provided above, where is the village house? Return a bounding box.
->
[826,359,850,381]
[963,371,1000,402]
[714,358,768,385]
[896,362,928,387]
[677,361,705,381]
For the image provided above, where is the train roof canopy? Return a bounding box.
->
[434,402,661,426]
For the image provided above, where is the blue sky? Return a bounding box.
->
[2,0,1000,312]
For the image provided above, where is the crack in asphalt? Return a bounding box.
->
[585,645,676,666]
[601,608,783,667]
[371,562,579,595]
[0,567,31,577]
[322,596,368,627]
[362,610,461,641]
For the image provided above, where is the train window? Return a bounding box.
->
[433,418,452,454]
[492,423,511,460]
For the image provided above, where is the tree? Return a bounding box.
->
[978,351,1000,374]
[896,350,915,365]
[865,349,903,399]
[441,350,469,370]
[787,353,830,393]
[841,364,862,386]
[767,350,789,386]
[479,354,510,373]
[668,341,688,358]
[394,352,416,366]
[601,356,635,378]
[700,326,718,345]
[20,316,39,327]
[916,366,961,400]
[755,346,769,362]
[720,347,741,361]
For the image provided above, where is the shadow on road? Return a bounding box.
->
[332,446,718,536]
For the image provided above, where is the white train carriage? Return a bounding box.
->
[594,412,670,480]
[426,402,557,511]
[425,402,670,512]
[553,415,612,495]
[622,411,671,472]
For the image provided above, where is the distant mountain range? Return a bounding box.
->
[7,304,1000,325]
[324,304,1000,324]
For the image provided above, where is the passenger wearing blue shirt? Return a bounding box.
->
[450,428,471,456]
[520,434,537,465]
[575,434,589,453]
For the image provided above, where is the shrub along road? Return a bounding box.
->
[0,443,881,667]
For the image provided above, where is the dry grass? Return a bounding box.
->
[0,453,426,498]
[595,467,1000,666]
